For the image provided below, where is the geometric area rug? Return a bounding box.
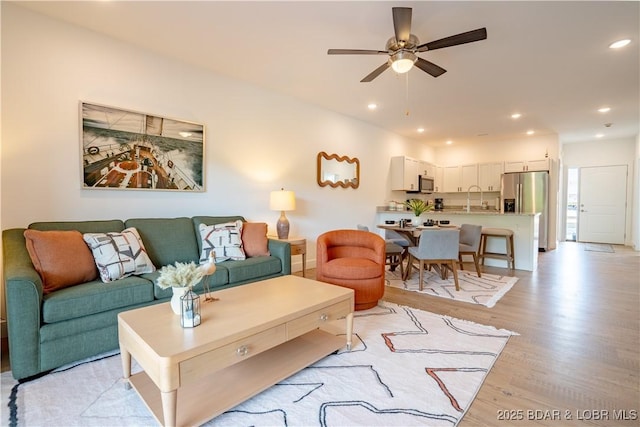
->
[1,302,517,427]
[386,269,519,308]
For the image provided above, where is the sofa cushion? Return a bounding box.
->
[83,227,156,282]
[23,230,98,294]
[41,276,154,324]
[125,217,199,267]
[221,256,283,284]
[29,220,125,234]
[143,267,230,299]
[242,222,270,257]
[198,221,246,262]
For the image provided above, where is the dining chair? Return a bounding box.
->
[458,223,482,277]
[407,229,460,291]
[357,225,404,277]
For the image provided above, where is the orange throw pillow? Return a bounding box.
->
[24,229,98,294]
[241,222,270,257]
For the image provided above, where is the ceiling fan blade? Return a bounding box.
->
[416,28,487,52]
[392,7,412,43]
[414,58,447,77]
[328,49,388,55]
[361,63,390,82]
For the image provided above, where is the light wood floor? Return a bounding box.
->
[303,242,640,426]
[2,242,638,426]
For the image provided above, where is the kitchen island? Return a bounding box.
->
[376,208,541,271]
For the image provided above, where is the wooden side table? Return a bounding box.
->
[272,237,306,277]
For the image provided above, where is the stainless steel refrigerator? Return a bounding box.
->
[500,171,549,251]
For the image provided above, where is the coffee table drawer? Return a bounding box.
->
[287,299,351,340]
[180,324,286,384]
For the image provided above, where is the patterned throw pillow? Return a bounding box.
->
[83,227,156,282]
[199,220,246,262]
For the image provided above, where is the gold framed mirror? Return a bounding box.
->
[316,151,360,189]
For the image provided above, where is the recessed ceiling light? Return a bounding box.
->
[367,103,377,110]
[526,130,535,135]
[417,128,425,133]
[595,133,605,138]
[511,113,521,119]
[609,39,631,49]
[446,140,453,145]
[179,132,192,138]
[598,107,611,113]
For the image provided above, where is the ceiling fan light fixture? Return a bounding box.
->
[389,51,417,74]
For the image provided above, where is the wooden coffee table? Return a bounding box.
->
[118,275,354,427]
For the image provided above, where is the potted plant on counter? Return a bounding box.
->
[404,199,433,225]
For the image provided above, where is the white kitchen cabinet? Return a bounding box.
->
[434,166,444,192]
[504,158,549,172]
[443,164,478,192]
[478,162,503,191]
[418,161,436,178]
[442,166,461,192]
[461,164,478,190]
[390,156,419,191]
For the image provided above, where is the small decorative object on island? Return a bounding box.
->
[180,288,201,328]
[404,198,433,224]
[198,251,218,302]
[156,261,204,315]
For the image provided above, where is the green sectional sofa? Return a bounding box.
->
[2,215,291,380]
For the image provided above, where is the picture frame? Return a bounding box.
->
[80,102,205,192]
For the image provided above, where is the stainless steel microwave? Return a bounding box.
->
[419,175,434,193]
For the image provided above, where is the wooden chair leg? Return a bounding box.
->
[458,254,465,271]
[418,259,425,291]
[472,253,481,278]
[450,260,460,291]
[404,255,413,285]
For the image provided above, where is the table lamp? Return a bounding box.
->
[270,188,296,239]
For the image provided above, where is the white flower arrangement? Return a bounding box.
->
[156,261,204,290]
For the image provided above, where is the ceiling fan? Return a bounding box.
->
[327,7,487,82]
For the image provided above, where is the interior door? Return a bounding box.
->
[578,165,627,244]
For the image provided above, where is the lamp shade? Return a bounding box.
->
[270,189,296,211]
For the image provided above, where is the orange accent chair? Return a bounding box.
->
[316,229,386,311]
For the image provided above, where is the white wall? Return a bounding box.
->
[561,137,637,247]
[635,134,640,250]
[1,4,434,271]
[435,134,558,166]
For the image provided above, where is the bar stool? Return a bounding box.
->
[479,228,515,269]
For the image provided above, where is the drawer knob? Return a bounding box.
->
[319,313,328,322]
[236,345,249,357]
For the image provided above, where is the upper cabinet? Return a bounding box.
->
[418,161,436,178]
[390,156,419,191]
[504,158,550,173]
[478,162,503,191]
[434,166,444,192]
[442,164,478,192]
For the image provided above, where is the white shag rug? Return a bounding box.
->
[386,268,519,308]
[2,302,517,427]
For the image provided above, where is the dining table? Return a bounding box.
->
[377,223,459,280]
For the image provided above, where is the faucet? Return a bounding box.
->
[466,185,483,212]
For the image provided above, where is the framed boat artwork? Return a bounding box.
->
[80,102,205,192]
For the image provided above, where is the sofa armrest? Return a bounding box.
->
[268,239,291,275]
[3,228,44,380]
